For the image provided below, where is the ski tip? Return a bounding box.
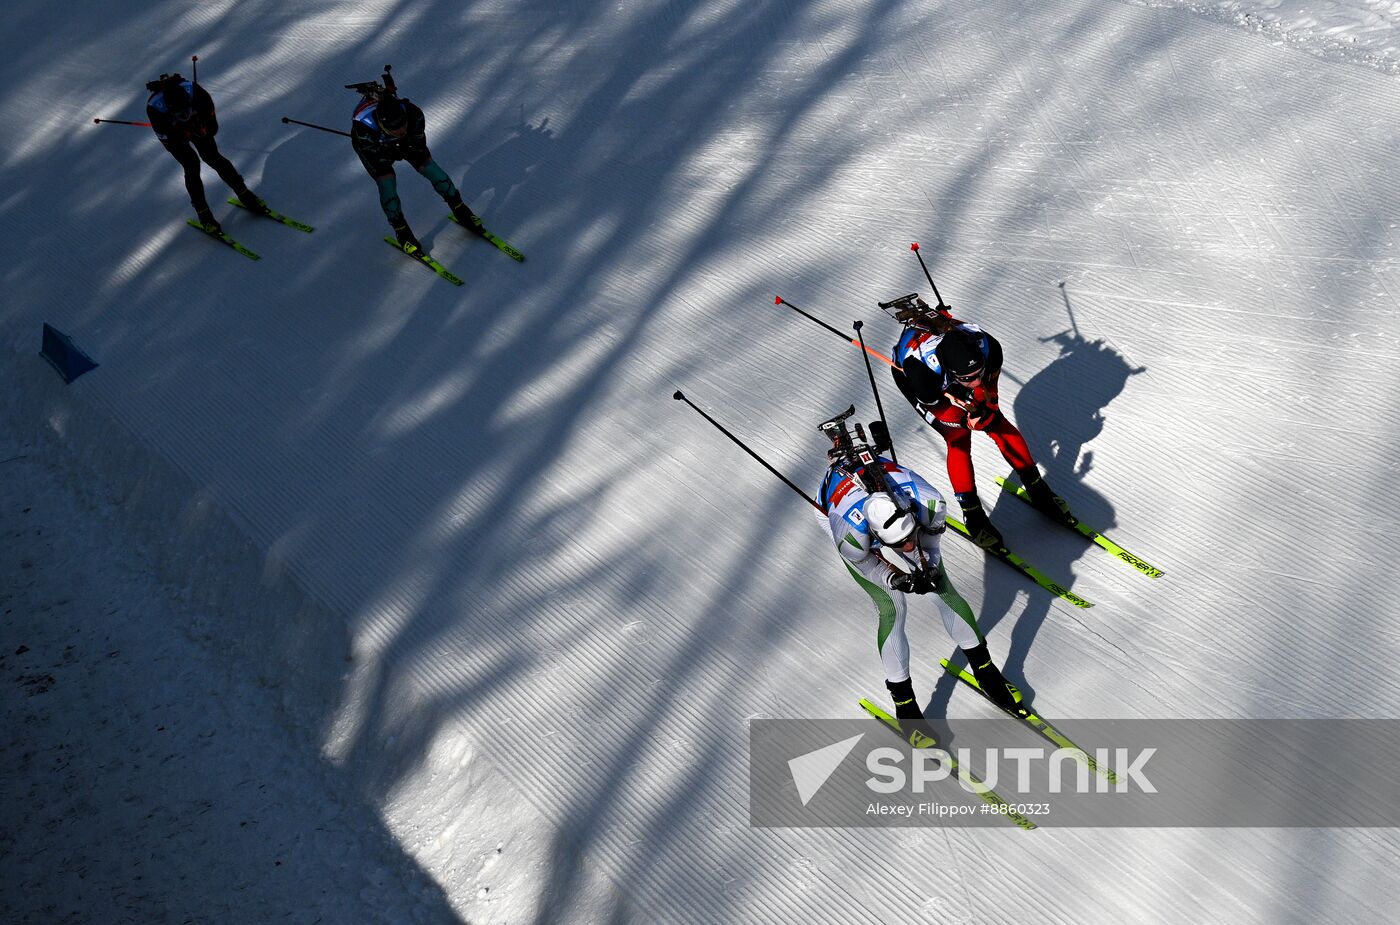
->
[910,242,920,251]
[672,390,685,401]
[774,295,783,304]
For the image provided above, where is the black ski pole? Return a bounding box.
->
[672,391,822,512]
[852,321,896,467]
[191,54,199,84]
[93,118,152,127]
[281,116,352,138]
[774,296,895,368]
[910,242,947,310]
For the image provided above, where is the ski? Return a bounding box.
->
[186,219,260,260]
[938,659,1118,785]
[227,198,315,233]
[994,476,1165,580]
[945,515,1093,608]
[858,698,1038,830]
[449,214,525,262]
[382,236,464,286]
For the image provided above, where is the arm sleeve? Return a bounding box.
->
[401,102,431,158]
[192,84,218,135]
[900,356,947,406]
[147,102,171,142]
[980,333,1004,408]
[892,364,920,410]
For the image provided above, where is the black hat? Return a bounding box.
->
[935,329,985,381]
[376,96,408,131]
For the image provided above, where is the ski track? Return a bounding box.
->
[4,0,1400,921]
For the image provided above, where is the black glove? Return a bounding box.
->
[890,569,937,594]
[944,383,977,411]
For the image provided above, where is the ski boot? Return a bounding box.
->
[194,205,222,235]
[1018,469,1076,526]
[392,219,423,254]
[448,193,486,235]
[885,678,936,747]
[235,186,271,216]
[956,493,1004,550]
[964,643,1029,718]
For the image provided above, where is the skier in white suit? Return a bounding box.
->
[814,407,1022,721]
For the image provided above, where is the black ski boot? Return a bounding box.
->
[194,205,222,235]
[963,642,1028,718]
[392,219,423,254]
[448,194,486,235]
[1017,468,1076,526]
[885,678,936,746]
[235,186,270,216]
[956,493,1004,550]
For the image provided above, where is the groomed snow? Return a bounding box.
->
[4,0,1400,922]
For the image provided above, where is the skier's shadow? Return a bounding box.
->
[456,114,555,216]
[927,285,1146,716]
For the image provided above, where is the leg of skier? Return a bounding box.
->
[981,412,1074,523]
[192,136,264,214]
[415,157,484,234]
[931,404,1004,549]
[932,569,1024,715]
[841,564,920,720]
[165,139,218,231]
[371,171,423,253]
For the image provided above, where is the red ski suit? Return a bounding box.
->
[891,322,1036,496]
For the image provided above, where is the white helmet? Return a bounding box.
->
[865,492,916,546]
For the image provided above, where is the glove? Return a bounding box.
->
[889,569,937,594]
[944,384,978,412]
[967,408,998,431]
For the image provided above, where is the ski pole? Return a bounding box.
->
[774,297,895,368]
[191,54,198,84]
[672,391,822,512]
[852,321,896,467]
[281,116,352,138]
[910,242,947,310]
[93,118,152,127]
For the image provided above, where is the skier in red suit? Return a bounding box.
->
[889,297,1071,550]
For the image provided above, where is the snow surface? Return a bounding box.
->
[4,0,1400,922]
